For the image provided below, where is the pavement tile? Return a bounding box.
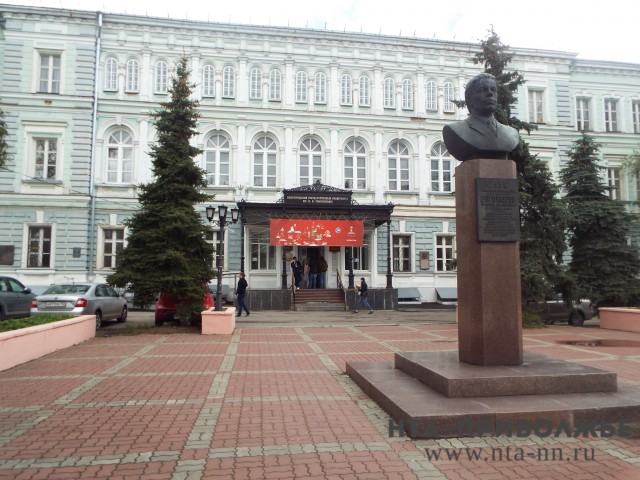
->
[226,372,343,397]
[118,356,224,374]
[0,378,89,407]
[143,343,229,356]
[232,354,328,372]
[0,358,123,379]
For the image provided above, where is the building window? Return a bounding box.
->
[388,140,410,191]
[443,82,455,112]
[384,78,395,108]
[607,168,621,200]
[103,228,125,269]
[154,61,168,94]
[269,69,281,101]
[402,79,413,110]
[253,135,277,187]
[299,138,322,185]
[202,65,215,97]
[28,226,51,268]
[393,235,411,272]
[359,75,370,106]
[604,99,618,132]
[315,72,327,104]
[576,98,591,131]
[528,90,544,123]
[205,229,221,268]
[633,101,640,134]
[436,235,455,272]
[250,230,276,270]
[222,66,235,98]
[345,233,371,271]
[249,68,262,99]
[104,57,118,91]
[106,129,133,183]
[204,134,230,185]
[340,74,352,105]
[38,53,61,94]
[295,71,308,103]
[426,80,437,111]
[125,59,139,92]
[34,138,58,180]
[430,142,453,193]
[344,139,367,189]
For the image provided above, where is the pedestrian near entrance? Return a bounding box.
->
[318,256,328,288]
[291,256,302,290]
[354,277,374,314]
[236,272,250,317]
[309,259,318,288]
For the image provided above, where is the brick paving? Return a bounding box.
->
[1,318,639,479]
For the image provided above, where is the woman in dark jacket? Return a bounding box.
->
[236,272,250,317]
[354,277,373,314]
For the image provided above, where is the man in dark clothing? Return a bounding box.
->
[291,256,302,289]
[318,256,328,288]
[236,272,250,317]
[354,277,373,314]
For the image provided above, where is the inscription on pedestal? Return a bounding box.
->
[476,178,520,242]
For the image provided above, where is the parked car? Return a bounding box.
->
[536,295,596,326]
[155,291,214,326]
[208,283,236,304]
[0,276,36,320]
[31,283,128,328]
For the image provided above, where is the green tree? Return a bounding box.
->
[0,108,9,169]
[108,57,214,323]
[560,134,640,306]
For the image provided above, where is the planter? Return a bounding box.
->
[599,307,640,333]
[0,315,96,372]
[201,307,236,335]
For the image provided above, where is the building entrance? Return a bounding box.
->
[298,246,325,288]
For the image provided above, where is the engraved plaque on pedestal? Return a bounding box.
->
[476,178,520,242]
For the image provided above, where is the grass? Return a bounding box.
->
[0,315,74,333]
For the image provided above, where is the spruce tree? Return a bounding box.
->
[0,108,8,169]
[108,57,214,323]
[560,134,640,306]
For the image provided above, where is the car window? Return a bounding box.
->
[0,279,8,292]
[7,278,25,292]
[107,286,119,297]
[43,284,90,295]
[95,285,108,297]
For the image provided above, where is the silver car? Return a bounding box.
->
[31,283,127,328]
[0,276,36,320]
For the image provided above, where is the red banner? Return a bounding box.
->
[270,219,364,246]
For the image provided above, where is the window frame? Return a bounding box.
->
[392,234,412,273]
[314,72,327,104]
[528,89,544,123]
[125,58,140,93]
[33,137,59,181]
[202,65,216,97]
[443,82,455,113]
[435,235,456,272]
[38,51,62,94]
[106,128,134,184]
[154,60,168,94]
[204,133,231,186]
[633,101,640,134]
[359,75,370,106]
[249,67,262,100]
[343,139,367,190]
[402,79,413,110]
[222,66,236,98]
[345,232,371,271]
[299,138,323,186]
[607,167,622,200]
[340,74,353,105]
[252,135,278,187]
[383,78,395,108]
[576,97,591,131]
[104,57,118,91]
[205,229,222,269]
[296,71,308,103]
[387,140,410,191]
[26,225,52,269]
[430,142,454,193]
[250,230,277,271]
[425,80,437,111]
[101,227,126,269]
[269,69,282,101]
[604,98,618,132]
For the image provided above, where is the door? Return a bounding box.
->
[4,277,32,318]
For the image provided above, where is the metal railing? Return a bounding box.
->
[336,269,347,311]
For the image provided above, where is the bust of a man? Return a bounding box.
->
[442,73,519,161]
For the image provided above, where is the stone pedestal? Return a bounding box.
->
[201,307,235,335]
[456,159,522,366]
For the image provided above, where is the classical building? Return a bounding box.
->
[1,4,639,303]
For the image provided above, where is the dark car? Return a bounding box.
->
[537,295,596,326]
[0,276,36,320]
[155,291,214,326]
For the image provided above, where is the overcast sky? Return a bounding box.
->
[4,0,639,64]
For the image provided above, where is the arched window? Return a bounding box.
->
[443,81,455,112]
[269,69,281,100]
[340,74,352,105]
[204,133,230,185]
[295,71,308,103]
[430,142,454,193]
[104,57,118,91]
[202,65,215,97]
[249,68,262,99]
[359,75,370,106]
[106,129,133,184]
[222,66,235,98]
[315,72,327,104]
[299,138,322,185]
[384,78,395,108]
[388,140,410,191]
[125,59,139,92]
[426,80,437,111]
[252,135,277,187]
[154,60,168,94]
[344,139,367,189]
[402,79,413,109]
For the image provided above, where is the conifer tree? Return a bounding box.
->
[0,108,8,169]
[560,134,640,306]
[108,57,214,323]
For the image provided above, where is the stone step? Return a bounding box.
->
[296,302,346,312]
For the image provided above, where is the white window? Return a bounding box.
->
[154,61,168,94]
[633,101,640,134]
[393,235,411,272]
[345,233,371,271]
[299,138,322,185]
[443,82,455,112]
[34,138,58,180]
[340,74,352,105]
[359,75,370,106]
[39,53,61,93]
[204,134,230,185]
[315,72,326,104]
[104,57,118,91]
[344,139,367,190]
[436,235,455,272]
[269,69,281,101]
[125,59,139,92]
[528,90,544,123]
[605,99,618,132]
[253,135,277,187]
[205,230,221,268]
[430,142,453,193]
[607,168,621,200]
[402,79,413,110]
[102,228,125,269]
[28,226,51,268]
[426,80,437,111]
[202,65,215,97]
[249,68,262,99]
[106,129,133,183]
[296,71,308,103]
[250,230,276,270]
[388,140,410,191]
[222,66,235,98]
[576,98,591,131]
[384,78,395,108]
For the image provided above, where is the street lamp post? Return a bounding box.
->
[206,204,239,311]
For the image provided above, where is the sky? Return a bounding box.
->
[3,0,640,64]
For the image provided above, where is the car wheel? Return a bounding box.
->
[155,315,164,327]
[95,310,103,329]
[117,306,128,323]
[568,310,585,326]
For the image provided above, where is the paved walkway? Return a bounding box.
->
[0,311,638,479]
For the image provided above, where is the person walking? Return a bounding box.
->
[353,277,373,314]
[290,256,302,290]
[318,255,328,288]
[308,258,318,289]
[236,272,250,317]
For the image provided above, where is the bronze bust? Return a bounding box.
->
[442,73,519,161]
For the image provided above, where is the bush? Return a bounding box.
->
[0,315,73,333]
